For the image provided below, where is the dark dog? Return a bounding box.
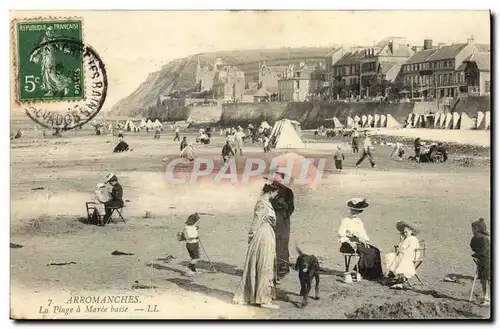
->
[294,246,320,306]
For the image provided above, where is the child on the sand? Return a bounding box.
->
[334,145,345,172]
[470,218,490,306]
[177,213,201,276]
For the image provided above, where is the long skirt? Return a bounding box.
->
[275,214,291,277]
[340,242,383,280]
[233,223,276,305]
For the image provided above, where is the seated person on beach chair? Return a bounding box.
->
[383,221,420,289]
[181,143,196,163]
[102,173,124,224]
[196,132,210,144]
[87,183,111,225]
[113,137,130,153]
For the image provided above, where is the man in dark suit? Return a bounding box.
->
[102,173,124,225]
[270,170,295,280]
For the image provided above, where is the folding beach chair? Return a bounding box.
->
[395,239,427,288]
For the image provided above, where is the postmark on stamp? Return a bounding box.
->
[12,18,108,131]
[16,19,84,102]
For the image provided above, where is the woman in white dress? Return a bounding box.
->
[384,221,420,288]
[233,184,280,309]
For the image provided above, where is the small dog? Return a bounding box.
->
[294,245,320,306]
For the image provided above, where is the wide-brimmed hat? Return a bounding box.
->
[347,198,369,211]
[104,173,117,183]
[396,221,419,235]
[185,212,200,225]
[96,183,106,189]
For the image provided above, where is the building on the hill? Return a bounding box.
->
[278,63,326,102]
[457,51,490,96]
[398,37,490,99]
[359,37,414,97]
[258,61,288,91]
[213,65,246,101]
[324,47,345,96]
[330,47,366,99]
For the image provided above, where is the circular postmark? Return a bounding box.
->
[22,38,107,130]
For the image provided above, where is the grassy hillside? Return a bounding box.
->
[110,47,331,116]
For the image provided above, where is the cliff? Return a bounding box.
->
[110,46,331,116]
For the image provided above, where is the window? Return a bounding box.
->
[443,74,448,85]
[448,60,453,68]
[443,61,447,68]
[448,73,453,84]
[485,80,490,93]
[433,62,437,69]
[439,74,443,85]
[295,81,300,89]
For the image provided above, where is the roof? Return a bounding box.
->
[405,48,438,64]
[334,51,364,66]
[463,52,490,71]
[378,62,395,75]
[385,63,403,82]
[427,43,467,61]
[475,44,490,52]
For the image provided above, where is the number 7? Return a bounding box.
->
[48,299,52,306]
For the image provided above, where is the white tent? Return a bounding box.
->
[326,117,343,129]
[444,113,453,129]
[374,114,380,127]
[346,116,355,128]
[139,119,147,128]
[386,114,399,128]
[406,113,413,126]
[434,113,442,129]
[412,114,420,128]
[361,115,368,127]
[124,120,134,131]
[476,111,485,129]
[379,114,387,128]
[452,112,460,129]
[459,112,474,130]
[485,111,491,130]
[367,115,374,127]
[269,119,305,149]
[153,119,163,130]
[261,121,271,130]
[353,115,361,127]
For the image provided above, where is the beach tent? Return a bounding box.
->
[367,115,374,127]
[386,114,399,128]
[484,111,491,130]
[124,120,134,131]
[361,115,368,127]
[353,115,361,127]
[434,113,442,129]
[444,113,453,129]
[406,113,413,126]
[346,116,355,128]
[139,119,147,128]
[326,117,344,129]
[153,119,163,130]
[452,112,460,129]
[412,114,420,128]
[459,112,474,130]
[476,111,485,129]
[374,114,380,127]
[379,115,387,128]
[269,119,305,149]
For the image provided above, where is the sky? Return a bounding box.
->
[11,10,490,110]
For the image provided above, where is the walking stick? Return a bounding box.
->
[198,238,217,273]
[469,270,478,303]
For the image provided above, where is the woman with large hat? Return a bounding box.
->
[383,221,420,288]
[338,198,383,282]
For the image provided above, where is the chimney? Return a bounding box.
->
[391,41,400,54]
[423,39,433,50]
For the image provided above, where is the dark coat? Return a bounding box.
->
[106,183,124,208]
[470,233,490,280]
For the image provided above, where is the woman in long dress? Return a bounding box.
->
[338,198,383,282]
[384,221,420,288]
[233,184,280,309]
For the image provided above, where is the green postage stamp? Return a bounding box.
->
[15,19,84,102]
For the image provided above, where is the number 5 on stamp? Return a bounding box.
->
[15,19,84,102]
